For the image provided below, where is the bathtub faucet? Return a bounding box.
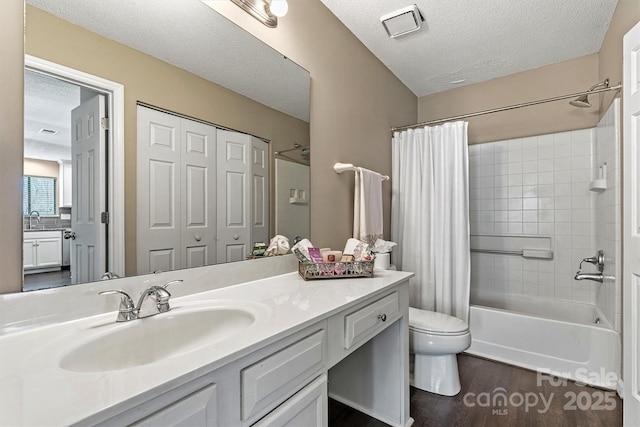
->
[575,250,605,283]
[574,272,604,283]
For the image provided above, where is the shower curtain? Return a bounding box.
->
[391,121,471,322]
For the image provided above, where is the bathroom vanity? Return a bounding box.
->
[0,264,413,426]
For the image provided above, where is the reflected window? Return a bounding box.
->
[23,176,57,215]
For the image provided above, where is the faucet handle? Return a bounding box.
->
[578,250,605,272]
[155,280,182,312]
[100,290,137,322]
[162,279,183,290]
[579,257,597,270]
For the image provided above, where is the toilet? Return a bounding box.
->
[409,307,471,396]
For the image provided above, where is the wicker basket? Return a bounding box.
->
[298,260,374,280]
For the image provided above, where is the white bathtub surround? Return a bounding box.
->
[0,268,414,426]
[594,99,621,332]
[469,128,598,303]
[468,101,621,332]
[392,121,471,320]
[467,294,620,390]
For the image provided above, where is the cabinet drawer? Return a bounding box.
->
[131,383,217,427]
[252,374,327,427]
[344,292,399,349]
[241,329,325,421]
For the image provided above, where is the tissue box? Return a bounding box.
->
[298,260,375,280]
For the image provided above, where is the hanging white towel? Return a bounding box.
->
[354,167,384,246]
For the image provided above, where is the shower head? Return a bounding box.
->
[569,79,609,108]
[274,143,310,158]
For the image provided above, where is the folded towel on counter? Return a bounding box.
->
[353,167,383,246]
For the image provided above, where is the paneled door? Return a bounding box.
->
[71,94,106,284]
[251,138,269,247]
[137,106,181,274]
[180,119,217,269]
[137,106,216,274]
[623,19,640,426]
[216,129,251,263]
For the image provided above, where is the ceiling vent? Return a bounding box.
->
[380,5,424,39]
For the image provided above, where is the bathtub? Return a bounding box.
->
[466,294,621,390]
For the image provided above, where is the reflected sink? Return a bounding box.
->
[60,304,260,372]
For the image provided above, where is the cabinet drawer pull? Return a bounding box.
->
[378,313,387,322]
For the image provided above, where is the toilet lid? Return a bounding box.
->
[409,307,468,333]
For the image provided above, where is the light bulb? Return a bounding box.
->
[268,0,288,17]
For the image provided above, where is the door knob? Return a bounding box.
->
[194,235,201,242]
[233,234,239,240]
[64,231,76,240]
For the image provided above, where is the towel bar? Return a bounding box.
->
[333,162,390,181]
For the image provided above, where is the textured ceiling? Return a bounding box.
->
[26,0,310,122]
[24,70,80,162]
[320,0,619,96]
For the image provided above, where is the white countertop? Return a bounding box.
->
[0,269,412,426]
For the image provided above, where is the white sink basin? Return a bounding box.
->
[59,303,263,372]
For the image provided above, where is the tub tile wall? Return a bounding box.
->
[469,128,599,305]
[594,99,621,331]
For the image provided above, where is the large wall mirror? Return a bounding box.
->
[20,0,310,293]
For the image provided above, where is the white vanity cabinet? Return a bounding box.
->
[1,272,412,427]
[23,230,62,273]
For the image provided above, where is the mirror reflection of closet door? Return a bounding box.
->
[181,120,216,269]
[137,106,216,274]
[216,129,251,263]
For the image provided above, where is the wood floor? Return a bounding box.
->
[23,268,71,292]
[329,354,623,427]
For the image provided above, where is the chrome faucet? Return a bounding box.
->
[100,280,183,322]
[101,271,120,280]
[28,210,40,230]
[574,250,605,283]
[99,290,137,322]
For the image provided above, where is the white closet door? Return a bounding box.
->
[137,106,182,274]
[216,129,251,263]
[180,119,217,269]
[251,137,269,246]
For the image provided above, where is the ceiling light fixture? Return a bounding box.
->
[380,5,424,39]
[267,0,288,18]
[229,0,288,28]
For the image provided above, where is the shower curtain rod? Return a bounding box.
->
[391,84,622,133]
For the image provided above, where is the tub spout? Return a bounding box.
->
[574,272,604,283]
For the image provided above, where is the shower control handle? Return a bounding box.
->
[378,313,387,322]
[579,250,605,273]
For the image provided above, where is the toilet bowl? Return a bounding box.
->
[409,307,471,396]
